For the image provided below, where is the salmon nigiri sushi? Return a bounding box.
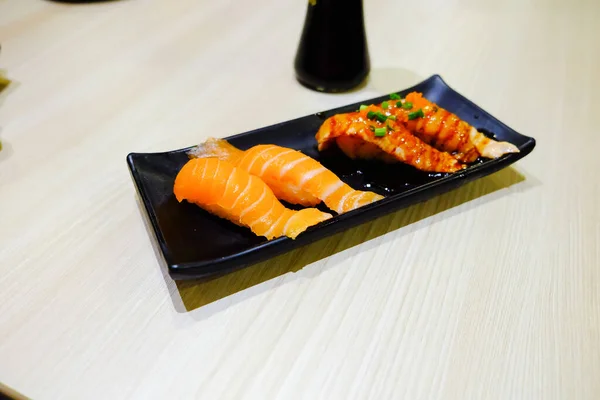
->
[315,112,464,173]
[174,158,332,240]
[372,92,519,162]
[188,139,384,214]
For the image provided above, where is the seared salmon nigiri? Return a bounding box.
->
[315,111,464,173]
[374,92,519,162]
[174,158,332,240]
[188,139,384,214]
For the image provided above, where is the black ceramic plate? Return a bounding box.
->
[127,75,536,280]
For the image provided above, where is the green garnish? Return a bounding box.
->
[374,127,387,136]
[402,102,413,110]
[359,104,368,111]
[396,101,403,108]
[389,93,401,100]
[381,101,389,109]
[374,112,387,122]
[408,109,425,120]
[367,111,388,122]
[388,115,397,121]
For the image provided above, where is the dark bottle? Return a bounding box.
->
[294,0,370,93]
[46,0,117,3]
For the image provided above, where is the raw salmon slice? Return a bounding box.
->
[174,158,332,240]
[188,139,384,214]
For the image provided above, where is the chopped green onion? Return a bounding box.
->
[389,93,401,100]
[375,112,387,122]
[402,102,413,110]
[408,109,425,120]
[359,104,368,111]
[368,111,388,122]
[388,115,397,121]
[387,123,395,131]
[381,101,389,109]
[374,127,387,136]
[396,101,403,108]
[369,125,375,131]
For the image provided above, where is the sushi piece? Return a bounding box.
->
[188,139,384,214]
[315,112,464,173]
[372,92,519,162]
[174,158,332,240]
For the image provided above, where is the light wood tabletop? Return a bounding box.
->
[1,0,599,399]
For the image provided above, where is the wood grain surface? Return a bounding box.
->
[0,0,598,399]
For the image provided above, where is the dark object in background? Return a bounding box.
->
[45,0,119,3]
[294,0,370,93]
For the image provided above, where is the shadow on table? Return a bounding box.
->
[0,70,15,163]
[0,71,10,94]
[366,67,425,94]
[142,166,533,314]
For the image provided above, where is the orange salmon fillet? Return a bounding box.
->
[315,112,464,173]
[174,158,332,240]
[189,139,384,214]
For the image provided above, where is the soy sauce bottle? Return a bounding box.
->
[294,0,370,93]
[46,0,117,2]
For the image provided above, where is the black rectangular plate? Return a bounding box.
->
[127,75,536,280]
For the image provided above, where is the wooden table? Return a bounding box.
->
[1,0,598,399]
